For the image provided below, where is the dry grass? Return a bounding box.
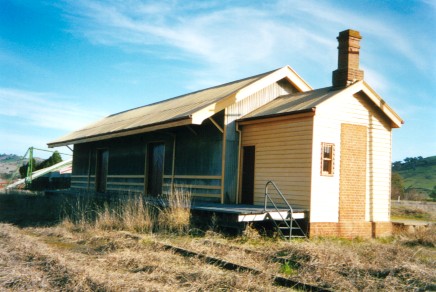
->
[94,196,155,233]
[224,228,436,291]
[391,204,435,221]
[158,189,191,234]
[396,224,436,248]
[1,189,191,234]
[1,221,435,291]
[1,191,435,291]
[0,224,291,291]
[62,192,189,235]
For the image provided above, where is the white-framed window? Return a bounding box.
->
[321,143,334,176]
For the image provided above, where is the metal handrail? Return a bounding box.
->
[264,180,293,213]
[264,180,295,227]
[264,180,307,240]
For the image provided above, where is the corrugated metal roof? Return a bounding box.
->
[48,69,278,147]
[48,67,402,148]
[239,81,404,128]
[239,86,341,120]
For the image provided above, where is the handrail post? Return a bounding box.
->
[264,180,271,212]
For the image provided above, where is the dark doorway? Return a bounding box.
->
[95,149,109,193]
[241,146,255,204]
[147,143,165,196]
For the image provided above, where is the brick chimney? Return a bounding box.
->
[332,29,364,87]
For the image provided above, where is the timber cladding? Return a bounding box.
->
[240,116,313,208]
[339,123,367,222]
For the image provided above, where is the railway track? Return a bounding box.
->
[153,241,332,291]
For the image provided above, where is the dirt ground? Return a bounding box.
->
[1,223,435,291]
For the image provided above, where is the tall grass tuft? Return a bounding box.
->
[121,196,155,233]
[158,189,192,234]
[62,196,95,232]
[93,196,156,233]
[94,202,122,231]
[61,190,191,234]
[61,194,155,233]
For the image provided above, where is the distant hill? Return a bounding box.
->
[0,154,43,182]
[0,154,24,181]
[392,156,436,195]
[0,154,22,162]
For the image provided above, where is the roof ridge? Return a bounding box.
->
[108,67,281,118]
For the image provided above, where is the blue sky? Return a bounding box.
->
[0,0,435,161]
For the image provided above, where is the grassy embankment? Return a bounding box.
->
[397,156,436,191]
[393,155,436,200]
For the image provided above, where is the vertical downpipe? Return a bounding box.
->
[220,112,227,204]
[236,123,242,204]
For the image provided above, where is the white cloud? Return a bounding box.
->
[277,0,428,70]
[0,88,105,131]
[421,0,436,10]
[59,0,431,90]
[361,66,390,94]
[63,2,312,60]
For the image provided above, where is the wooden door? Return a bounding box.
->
[147,143,165,196]
[241,146,255,204]
[96,149,108,193]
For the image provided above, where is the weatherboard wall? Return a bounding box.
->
[223,79,297,203]
[310,91,392,223]
[239,115,314,208]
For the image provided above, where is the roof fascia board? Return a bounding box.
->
[361,81,403,128]
[191,66,312,124]
[48,118,192,147]
[237,110,315,126]
[283,65,313,92]
[317,81,403,128]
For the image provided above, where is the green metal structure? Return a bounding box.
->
[21,147,72,187]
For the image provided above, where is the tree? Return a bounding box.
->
[36,151,63,170]
[392,161,403,171]
[430,186,436,201]
[391,172,404,200]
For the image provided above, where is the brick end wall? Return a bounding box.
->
[339,124,367,222]
[308,124,393,239]
[309,222,392,238]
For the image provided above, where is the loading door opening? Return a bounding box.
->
[241,146,255,204]
[147,143,165,196]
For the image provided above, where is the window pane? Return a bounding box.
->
[323,160,332,173]
[323,145,332,159]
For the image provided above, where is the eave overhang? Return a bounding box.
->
[47,116,192,147]
[340,81,403,128]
